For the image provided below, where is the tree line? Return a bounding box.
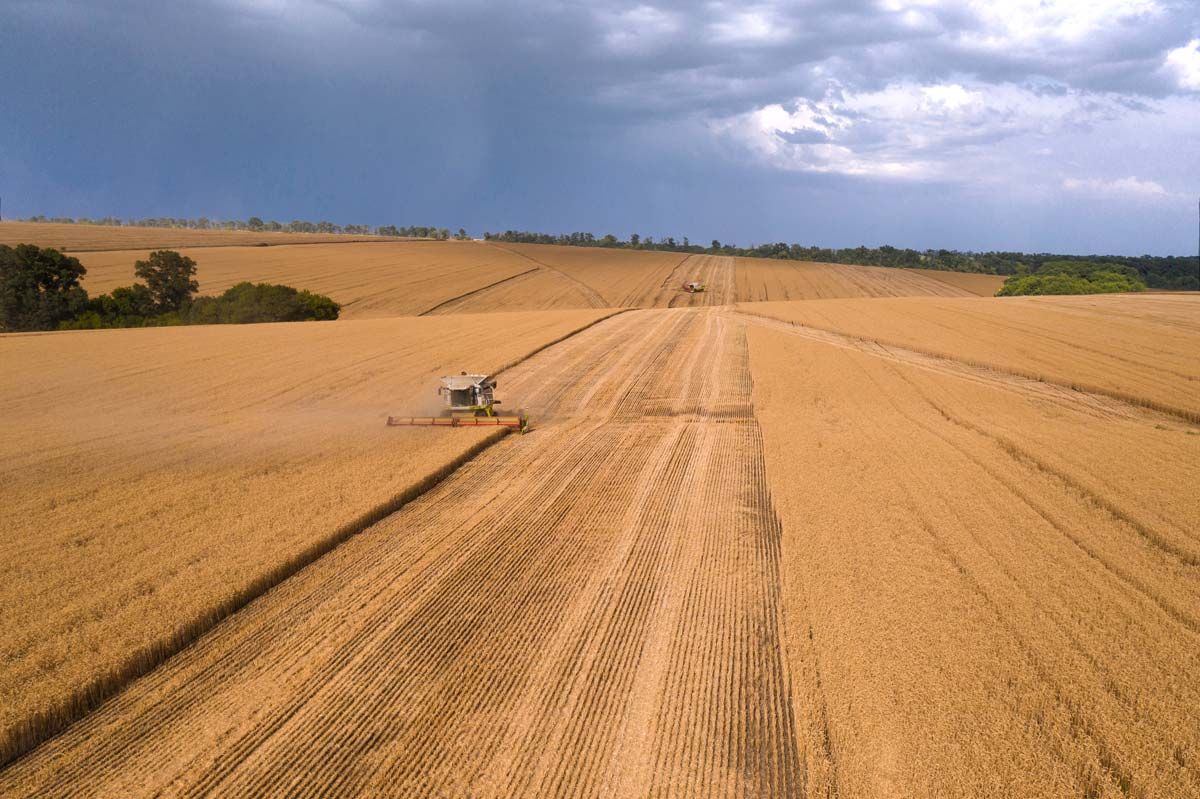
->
[996,261,1146,296]
[483,230,1198,290]
[20,215,453,240]
[13,218,1194,290]
[0,245,339,332]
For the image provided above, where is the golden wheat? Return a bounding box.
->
[740,294,1200,420]
[747,307,1199,797]
[74,241,538,319]
[0,220,383,250]
[0,309,610,767]
[0,283,1194,796]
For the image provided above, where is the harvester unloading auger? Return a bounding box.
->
[387,372,529,431]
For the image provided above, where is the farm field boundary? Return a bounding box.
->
[748,320,1199,796]
[0,308,629,768]
[0,428,509,770]
[1,309,807,796]
[418,268,541,315]
[733,307,1200,425]
[0,310,612,770]
[72,241,536,319]
[490,309,634,378]
[485,242,609,307]
[49,237,429,253]
[0,221,386,251]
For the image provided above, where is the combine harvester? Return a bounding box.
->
[387,372,529,431]
[682,280,706,293]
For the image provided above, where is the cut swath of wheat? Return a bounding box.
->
[1,224,1195,798]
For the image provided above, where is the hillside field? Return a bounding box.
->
[0,221,391,251]
[0,229,1195,797]
[739,294,1200,420]
[1,223,1005,319]
[73,242,539,319]
[0,309,612,766]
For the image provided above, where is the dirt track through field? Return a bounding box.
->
[2,309,803,797]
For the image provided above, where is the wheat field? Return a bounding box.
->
[0,221,385,251]
[0,309,611,767]
[0,230,1196,797]
[74,241,538,319]
[3,309,808,796]
[23,224,1005,320]
[748,312,1199,797]
[739,294,1200,420]
[478,247,1002,308]
[73,244,1001,320]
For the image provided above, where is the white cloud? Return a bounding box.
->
[1062,176,1169,198]
[959,0,1163,46]
[710,80,1142,182]
[1163,39,1200,91]
[708,6,791,45]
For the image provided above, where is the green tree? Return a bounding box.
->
[630,233,640,247]
[184,282,340,324]
[134,250,199,312]
[246,216,265,231]
[0,244,89,331]
[61,285,160,329]
[996,269,1145,296]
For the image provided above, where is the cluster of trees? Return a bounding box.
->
[0,245,90,331]
[182,283,340,325]
[376,224,458,239]
[21,215,452,240]
[0,245,340,332]
[483,230,1198,290]
[997,261,1147,296]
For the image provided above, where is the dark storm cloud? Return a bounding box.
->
[284,0,1199,101]
[1,0,1197,253]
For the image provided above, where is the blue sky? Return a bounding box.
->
[2,0,1198,254]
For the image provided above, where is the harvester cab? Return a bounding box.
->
[387,372,529,431]
[683,281,706,293]
[439,372,498,416]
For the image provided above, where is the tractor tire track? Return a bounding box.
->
[1,308,803,798]
[417,267,540,315]
[484,242,610,308]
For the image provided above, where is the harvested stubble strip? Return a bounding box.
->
[739,293,1200,421]
[464,245,989,312]
[0,308,610,767]
[0,309,804,798]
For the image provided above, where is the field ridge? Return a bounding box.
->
[733,308,1200,425]
[0,430,514,770]
[2,309,809,796]
[0,308,631,770]
[484,242,611,307]
[418,267,542,315]
[0,310,614,771]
